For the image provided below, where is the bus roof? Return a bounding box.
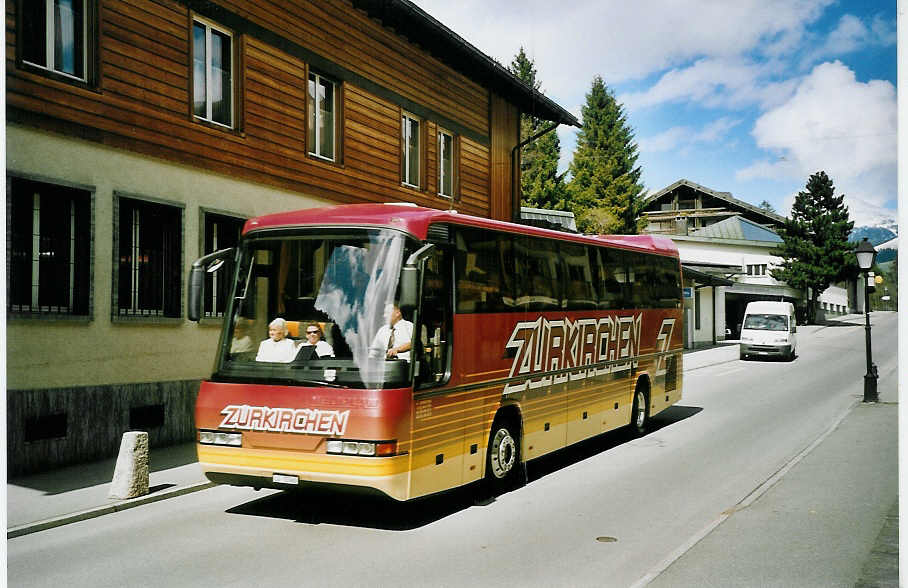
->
[244,203,679,257]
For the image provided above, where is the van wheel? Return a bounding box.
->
[631,385,649,435]
[485,416,522,494]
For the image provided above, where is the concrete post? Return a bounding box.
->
[108,431,150,499]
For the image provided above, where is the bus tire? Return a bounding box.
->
[631,383,650,435]
[485,415,522,494]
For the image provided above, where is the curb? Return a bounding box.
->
[7,481,216,539]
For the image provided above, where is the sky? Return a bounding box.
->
[414,0,898,229]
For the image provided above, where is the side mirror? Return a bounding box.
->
[188,247,235,322]
[399,244,435,313]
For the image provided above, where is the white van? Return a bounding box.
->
[739,301,797,361]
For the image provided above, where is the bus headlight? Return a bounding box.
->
[199,430,242,446]
[326,439,398,456]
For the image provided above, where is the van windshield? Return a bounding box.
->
[743,313,789,331]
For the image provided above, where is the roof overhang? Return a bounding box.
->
[682,265,735,287]
[349,0,580,127]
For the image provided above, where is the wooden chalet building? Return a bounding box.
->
[5,0,578,474]
[642,178,786,235]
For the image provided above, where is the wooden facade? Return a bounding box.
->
[4,0,547,218]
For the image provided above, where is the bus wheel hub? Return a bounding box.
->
[491,428,516,478]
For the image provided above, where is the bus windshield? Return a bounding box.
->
[216,228,415,389]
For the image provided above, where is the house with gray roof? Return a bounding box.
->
[642,180,849,347]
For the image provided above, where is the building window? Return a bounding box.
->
[401,112,421,188]
[203,212,244,318]
[746,264,767,276]
[115,196,182,318]
[192,18,233,127]
[308,73,336,161]
[438,129,455,198]
[20,0,93,82]
[8,177,92,316]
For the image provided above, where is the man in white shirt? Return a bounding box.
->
[255,317,297,362]
[370,304,413,361]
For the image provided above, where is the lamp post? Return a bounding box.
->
[855,237,878,402]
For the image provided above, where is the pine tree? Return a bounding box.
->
[771,171,855,323]
[508,48,567,211]
[567,76,645,234]
[758,200,776,213]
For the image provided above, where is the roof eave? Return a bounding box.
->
[349,0,580,127]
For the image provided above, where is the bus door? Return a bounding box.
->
[410,243,470,495]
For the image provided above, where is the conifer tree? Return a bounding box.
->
[508,48,568,211]
[771,171,855,323]
[567,76,645,234]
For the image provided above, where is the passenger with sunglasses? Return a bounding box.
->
[297,323,334,359]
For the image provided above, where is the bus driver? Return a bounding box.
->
[370,304,413,361]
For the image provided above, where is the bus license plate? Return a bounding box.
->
[273,473,299,485]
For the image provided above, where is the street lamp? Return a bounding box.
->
[855,237,877,402]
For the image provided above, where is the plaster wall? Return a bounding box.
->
[7,126,329,390]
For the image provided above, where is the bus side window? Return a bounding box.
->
[596,248,625,310]
[514,236,560,311]
[562,243,597,310]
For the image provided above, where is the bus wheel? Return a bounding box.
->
[632,385,649,435]
[485,417,521,493]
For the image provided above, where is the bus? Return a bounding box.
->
[188,203,683,500]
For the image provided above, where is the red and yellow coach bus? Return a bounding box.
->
[188,203,683,500]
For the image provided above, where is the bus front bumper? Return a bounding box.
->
[197,444,412,501]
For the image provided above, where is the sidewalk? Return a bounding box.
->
[7,442,211,538]
[8,315,898,587]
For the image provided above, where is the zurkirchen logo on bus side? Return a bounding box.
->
[504,314,647,395]
[219,405,350,435]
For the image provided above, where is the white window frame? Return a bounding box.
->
[23,0,89,82]
[401,112,421,189]
[438,129,455,198]
[308,73,336,161]
[192,17,234,128]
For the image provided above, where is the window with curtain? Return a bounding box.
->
[438,129,454,198]
[401,113,420,188]
[21,0,92,82]
[192,19,233,127]
[308,73,336,161]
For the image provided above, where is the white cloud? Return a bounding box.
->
[737,61,896,224]
[799,13,898,69]
[413,0,831,104]
[638,117,743,153]
[738,61,896,179]
[619,57,803,112]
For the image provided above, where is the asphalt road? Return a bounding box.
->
[8,313,898,587]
